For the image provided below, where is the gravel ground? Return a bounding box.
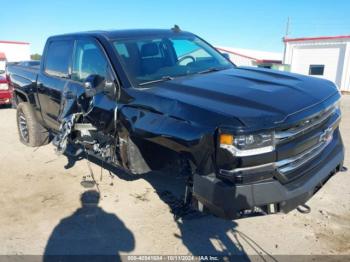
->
[0,95,349,258]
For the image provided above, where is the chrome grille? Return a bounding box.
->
[275,104,337,143]
[276,137,331,175]
[276,112,340,177]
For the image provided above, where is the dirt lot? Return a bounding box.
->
[0,96,349,258]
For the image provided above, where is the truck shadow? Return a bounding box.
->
[61,153,254,259]
[143,171,250,258]
[43,190,135,261]
[0,104,13,109]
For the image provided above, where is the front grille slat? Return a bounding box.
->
[277,138,330,175]
[276,105,341,181]
[275,104,336,143]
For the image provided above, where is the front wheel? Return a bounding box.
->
[16,102,50,147]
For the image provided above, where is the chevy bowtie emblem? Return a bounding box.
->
[320,127,333,143]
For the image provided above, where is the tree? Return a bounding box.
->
[30,53,42,60]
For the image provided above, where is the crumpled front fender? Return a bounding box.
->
[119,105,217,174]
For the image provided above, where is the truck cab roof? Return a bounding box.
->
[49,29,194,41]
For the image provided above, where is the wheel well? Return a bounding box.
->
[130,136,194,172]
[15,91,28,103]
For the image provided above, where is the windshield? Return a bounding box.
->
[112,35,234,86]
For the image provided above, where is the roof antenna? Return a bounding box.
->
[171,25,181,33]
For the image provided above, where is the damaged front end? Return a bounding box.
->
[52,76,121,167]
[52,113,81,154]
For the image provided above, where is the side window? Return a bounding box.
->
[309,65,325,76]
[45,40,73,77]
[72,40,108,82]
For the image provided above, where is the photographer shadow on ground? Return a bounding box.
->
[60,153,254,260]
[43,190,135,261]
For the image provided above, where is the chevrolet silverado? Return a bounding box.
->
[6,28,345,219]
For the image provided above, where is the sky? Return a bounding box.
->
[1,0,350,54]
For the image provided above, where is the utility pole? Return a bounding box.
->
[283,17,290,65]
[285,17,290,36]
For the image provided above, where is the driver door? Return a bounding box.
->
[64,38,119,133]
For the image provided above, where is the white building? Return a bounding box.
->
[0,40,30,75]
[0,40,30,62]
[216,46,283,69]
[283,35,350,92]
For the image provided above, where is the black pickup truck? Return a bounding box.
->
[7,28,344,219]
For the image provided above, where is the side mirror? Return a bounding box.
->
[83,74,103,98]
[222,53,230,60]
[104,80,117,99]
[83,74,117,99]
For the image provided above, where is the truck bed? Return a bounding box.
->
[7,64,40,108]
[7,64,39,83]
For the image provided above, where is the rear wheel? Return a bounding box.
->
[16,102,50,147]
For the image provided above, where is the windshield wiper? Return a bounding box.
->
[197,67,223,74]
[138,76,174,86]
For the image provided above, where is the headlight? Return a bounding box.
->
[220,132,275,156]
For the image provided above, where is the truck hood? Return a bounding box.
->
[136,67,340,130]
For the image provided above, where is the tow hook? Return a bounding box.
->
[297,204,311,214]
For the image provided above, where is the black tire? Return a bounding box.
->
[16,102,50,147]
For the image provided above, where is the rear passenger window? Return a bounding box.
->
[45,40,73,78]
